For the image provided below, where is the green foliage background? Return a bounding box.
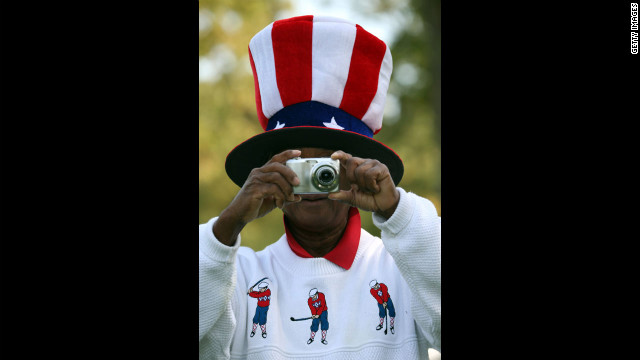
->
[199,0,441,252]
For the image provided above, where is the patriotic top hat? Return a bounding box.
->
[225,15,403,187]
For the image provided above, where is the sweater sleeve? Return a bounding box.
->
[370,288,383,304]
[380,283,390,302]
[199,216,241,359]
[372,187,441,352]
[308,298,316,315]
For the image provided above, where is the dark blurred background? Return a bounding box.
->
[199,0,440,252]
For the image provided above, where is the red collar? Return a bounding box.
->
[284,207,361,270]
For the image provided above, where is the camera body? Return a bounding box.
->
[285,157,340,194]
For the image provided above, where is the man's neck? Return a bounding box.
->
[285,216,348,258]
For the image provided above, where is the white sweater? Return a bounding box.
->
[199,188,441,359]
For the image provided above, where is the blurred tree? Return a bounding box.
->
[355,0,441,234]
[198,0,293,250]
[199,0,440,251]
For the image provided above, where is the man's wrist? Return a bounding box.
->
[213,208,246,246]
[375,189,400,220]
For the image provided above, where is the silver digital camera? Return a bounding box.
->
[285,157,340,194]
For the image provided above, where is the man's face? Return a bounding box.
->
[282,148,351,230]
[373,284,380,290]
[259,287,267,292]
[311,294,318,301]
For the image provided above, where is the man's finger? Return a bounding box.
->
[353,160,378,193]
[342,156,366,185]
[330,150,351,163]
[363,165,384,193]
[275,196,284,209]
[328,189,354,204]
[331,150,354,173]
[256,169,297,201]
[261,161,300,186]
[269,149,302,164]
[261,183,287,208]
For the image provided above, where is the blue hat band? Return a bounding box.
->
[266,101,374,138]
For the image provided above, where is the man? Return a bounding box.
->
[199,15,440,359]
[247,280,270,338]
[307,288,329,345]
[369,279,396,334]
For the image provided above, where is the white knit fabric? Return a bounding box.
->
[199,188,441,359]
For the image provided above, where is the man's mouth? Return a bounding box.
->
[300,195,329,201]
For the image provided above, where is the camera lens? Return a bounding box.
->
[310,162,339,192]
[317,168,335,186]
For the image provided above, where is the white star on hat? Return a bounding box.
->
[274,121,286,129]
[323,117,344,130]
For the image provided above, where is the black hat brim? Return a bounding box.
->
[225,126,404,188]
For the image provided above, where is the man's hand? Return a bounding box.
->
[328,151,400,219]
[383,302,387,308]
[213,149,302,246]
[313,315,320,319]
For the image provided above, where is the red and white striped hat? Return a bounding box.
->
[225,15,403,187]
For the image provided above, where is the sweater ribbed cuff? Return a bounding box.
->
[372,187,415,235]
[199,216,241,264]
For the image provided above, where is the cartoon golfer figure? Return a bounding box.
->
[307,288,329,345]
[369,280,395,334]
[289,288,330,345]
[247,278,271,338]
